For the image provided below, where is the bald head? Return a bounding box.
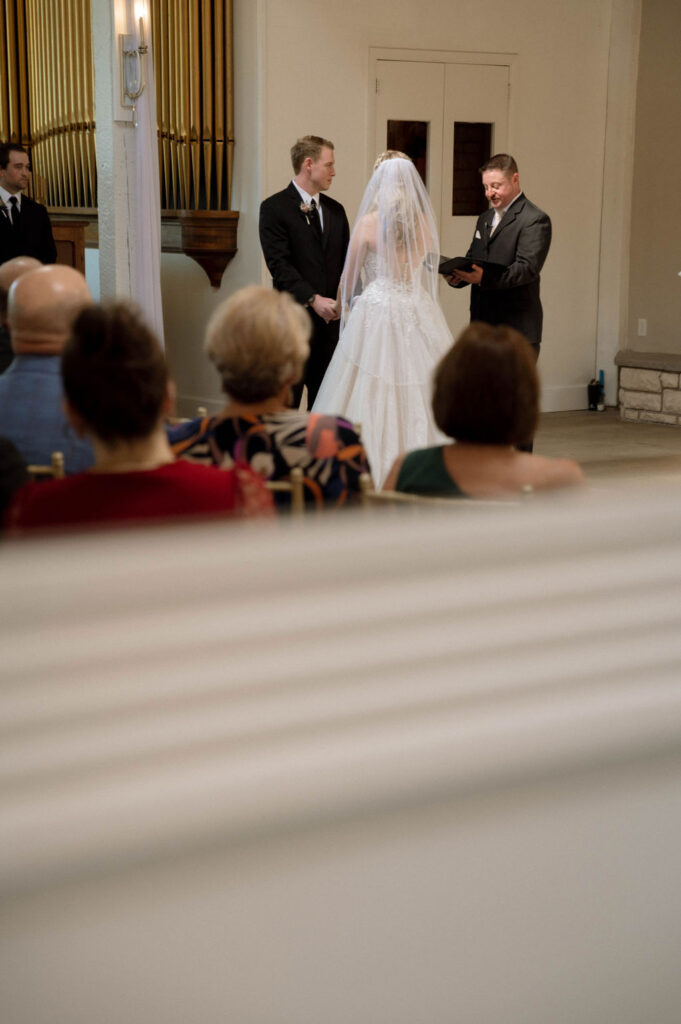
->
[0,257,43,322]
[9,265,92,356]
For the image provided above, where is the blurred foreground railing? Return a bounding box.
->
[2,484,681,1023]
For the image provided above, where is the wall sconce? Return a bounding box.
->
[119,7,148,123]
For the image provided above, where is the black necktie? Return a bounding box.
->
[309,198,322,239]
[8,196,18,226]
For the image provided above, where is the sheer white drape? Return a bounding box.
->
[128,5,164,346]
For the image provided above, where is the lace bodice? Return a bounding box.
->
[361,250,421,289]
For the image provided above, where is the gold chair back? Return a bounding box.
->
[265,466,305,516]
[27,451,65,481]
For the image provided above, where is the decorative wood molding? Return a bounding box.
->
[51,219,88,274]
[46,210,240,286]
[178,210,239,287]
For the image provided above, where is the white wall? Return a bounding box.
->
[163,0,639,413]
[261,0,615,411]
[595,0,642,404]
[627,0,681,354]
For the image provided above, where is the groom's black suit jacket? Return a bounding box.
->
[461,193,551,352]
[259,182,349,405]
[0,194,57,267]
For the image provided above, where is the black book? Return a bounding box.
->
[437,255,506,278]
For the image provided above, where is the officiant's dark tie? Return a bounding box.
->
[309,198,322,240]
[8,196,18,227]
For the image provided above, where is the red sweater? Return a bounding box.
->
[7,460,273,533]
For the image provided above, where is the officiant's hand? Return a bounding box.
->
[312,295,340,323]
[447,264,483,286]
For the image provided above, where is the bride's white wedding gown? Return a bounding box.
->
[312,252,452,487]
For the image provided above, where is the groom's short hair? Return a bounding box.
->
[290,135,334,173]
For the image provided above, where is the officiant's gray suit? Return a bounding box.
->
[460,194,551,352]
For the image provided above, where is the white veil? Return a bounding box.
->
[339,156,441,336]
[313,154,451,487]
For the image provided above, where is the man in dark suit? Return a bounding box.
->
[0,143,57,267]
[259,135,349,407]
[448,154,551,357]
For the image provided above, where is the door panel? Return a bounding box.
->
[374,58,510,336]
[440,63,509,324]
[375,60,444,222]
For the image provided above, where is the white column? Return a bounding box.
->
[91,0,164,344]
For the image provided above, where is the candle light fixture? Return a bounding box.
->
[120,5,148,116]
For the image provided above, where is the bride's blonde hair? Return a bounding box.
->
[340,149,440,335]
[371,152,422,250]
[373,149,410,170]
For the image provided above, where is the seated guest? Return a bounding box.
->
[0,255,42,374]
[169,285,370,507]
[383,322,584,497]
[0,264,95,472]
[7,302,273,532]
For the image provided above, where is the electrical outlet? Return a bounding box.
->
[638,318,647,337]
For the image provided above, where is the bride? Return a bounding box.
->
[312,151,452,486]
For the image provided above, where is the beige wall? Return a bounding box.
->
[261,0,615,411]
[627,0,681,354]
[163,0,643,413]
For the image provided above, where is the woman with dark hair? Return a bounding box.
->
[382,322,583,497]
[7,302,272,531]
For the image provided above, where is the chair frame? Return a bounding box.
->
[265,466,305,516]
[27,451,65,480]
[359,473,523,508]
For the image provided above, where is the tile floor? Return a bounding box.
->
[534,408,681,488]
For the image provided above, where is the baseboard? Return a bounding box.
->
[177,388,592,416]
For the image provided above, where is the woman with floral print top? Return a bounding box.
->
[169,286,370,508]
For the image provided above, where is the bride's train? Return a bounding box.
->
[313,272,451,487]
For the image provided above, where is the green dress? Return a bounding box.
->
[395,446,467,497]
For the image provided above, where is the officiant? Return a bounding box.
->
[447,153,551,358]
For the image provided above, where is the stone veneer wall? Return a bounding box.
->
[616,351,681,425]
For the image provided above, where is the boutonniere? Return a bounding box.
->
[0,197,8,220]
[299,201,312,224]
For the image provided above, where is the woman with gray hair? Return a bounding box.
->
[169,285,370,507]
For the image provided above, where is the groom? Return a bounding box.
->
[259,135,349,408]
